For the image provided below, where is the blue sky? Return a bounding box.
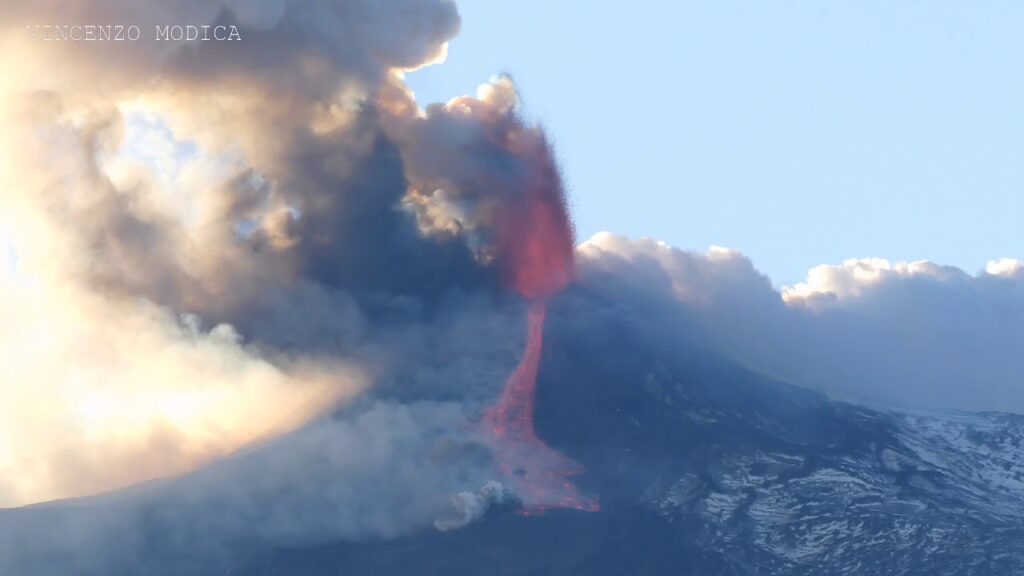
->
[408,1,1024,285]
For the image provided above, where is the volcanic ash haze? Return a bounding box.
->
[0,0,595,539]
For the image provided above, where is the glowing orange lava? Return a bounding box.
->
[482,141,599,513]
[483,305,599,513]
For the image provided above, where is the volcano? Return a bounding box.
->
[240,297,1024,575]
[9,286,1024,575]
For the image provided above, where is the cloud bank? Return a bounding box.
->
[579,233,1024,414]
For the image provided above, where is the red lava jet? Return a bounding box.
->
[481,142,600,514]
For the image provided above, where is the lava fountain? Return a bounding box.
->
[482,138,599,513]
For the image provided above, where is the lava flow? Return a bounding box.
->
[481,141,599,514]
[483,304,599,513]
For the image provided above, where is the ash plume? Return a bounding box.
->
[0,0,577,551]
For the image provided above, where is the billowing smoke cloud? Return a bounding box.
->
[579,233,1024,413]
[0,398,502,574]
[0,274,365,507]
[434,480,513,532]
[0,0,565,526]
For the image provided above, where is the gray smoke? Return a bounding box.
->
[0,0,573,571]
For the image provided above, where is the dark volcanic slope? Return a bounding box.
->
[240,294,1024,576]
[7,291,1024,575]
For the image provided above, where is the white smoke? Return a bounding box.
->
[434,480,514,532]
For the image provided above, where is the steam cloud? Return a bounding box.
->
[434,480,513,532]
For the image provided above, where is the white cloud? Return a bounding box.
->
[579,232,1024,414]
[986,258,1024,278]
[781,258,971,307]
